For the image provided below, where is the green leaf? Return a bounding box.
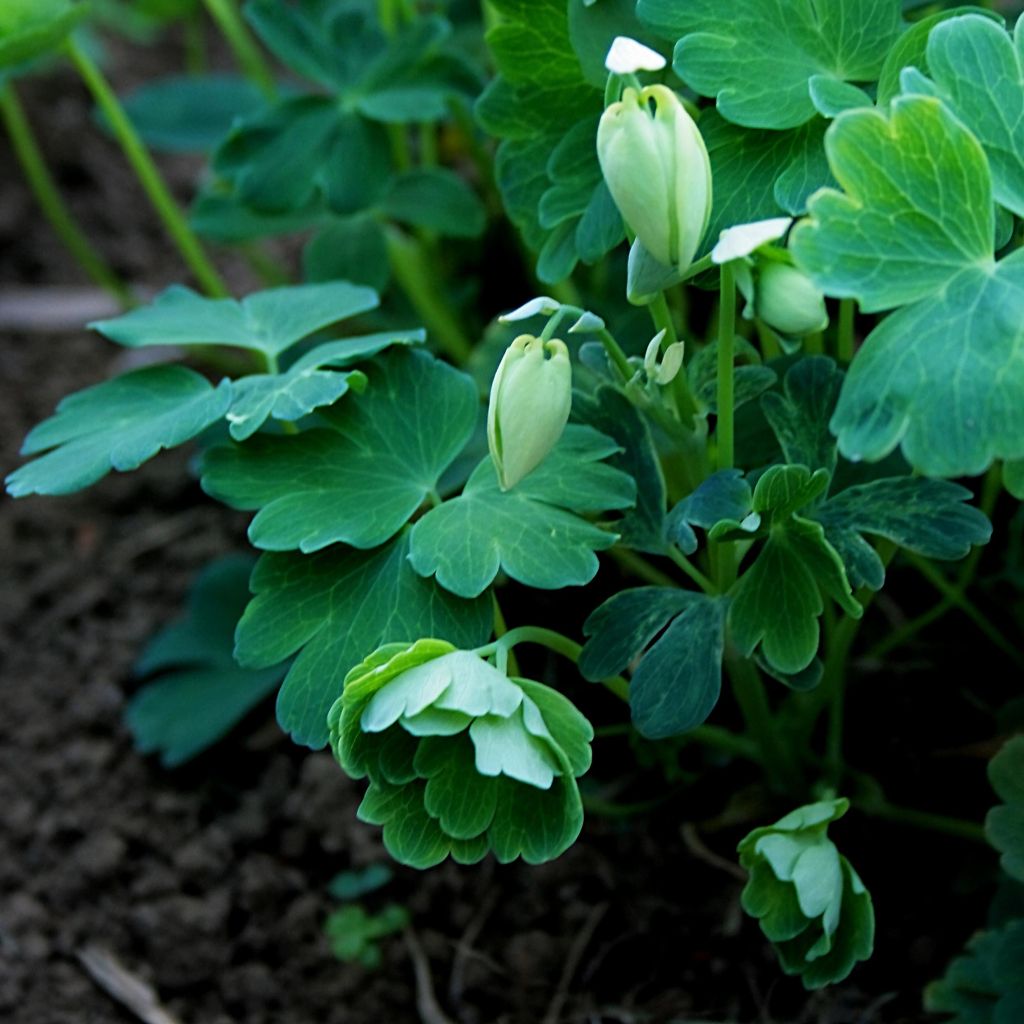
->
[567,0,666,89]
[876,7,1003,107]
[235,536,492,748]
[987,736,1024,883]
[572,387,668,554]
[113,73,267,153]
[203,348,477,552]
[303,215,391,292]
[6,366,231,498]
[639,0,901,130]
[761,357,844,478]
[91,282,380,361]
[808,77,873,119]
[926,919,1024,1023]
[723,469,860,675]
[793,95,1024,478]
[191,189,326,244]
[831,255,1024,477]
[813,478,991,590]
[225,329,424,441]
[907,15,1024,217]
[1006,459,1024,501]
[667,470,753,555]
[580,588,727,738]
[408,426,635,598]
[476,0,611,278]
[0,0,89,69]
[327,863,393,901]
[126,556,286,767]
[702,112,834,252]
[213,98,393,215]
[380,169,485,238]
[792,96,993,312]
[324,903,409,968]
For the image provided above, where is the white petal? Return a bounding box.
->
[498,296,561,323]
[711,217,794,264]
[605,36,667,74]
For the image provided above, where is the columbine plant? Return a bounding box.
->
[5,0,1024,1003]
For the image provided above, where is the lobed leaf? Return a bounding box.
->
[91,282,380,360]
[986,736,1024,884]
[6,365,230,498]
[638,0,901,130]
[235,535,492,748]
[408,426,635,598]
[203,348,478,552]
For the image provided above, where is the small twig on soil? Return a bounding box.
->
[542,902,608,1024]
[681,823,747,883]
[404,927,456,1024]
[76,945,182,1024]
[448,888,499,1009]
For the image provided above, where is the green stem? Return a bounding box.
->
[858,796,986,843]
[837,297,856,363]
[822,613,861,786]
[384,226,472,363]
[1,83,133,306]
[202,0,277,100]
[804,330,824,355]
[597,328,634,382]
[726,651,802,794]
[66,39,229,298]
[611,548,680,589]
[717,261,736,471]
[678,252,714,283]
[183,8,208,74]
[667,547,716,594]
[904,553,1024,667]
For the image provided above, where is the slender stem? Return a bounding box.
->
[678,252,714,283]
[66,39,229,297]
[858,797,986,844]
[419,123,438,168]
[904,553,1024,667]
[183,8,208,74]
[863,466,1002,661]
[491,594,519,676]
[611,548,680,589]
[203,0,277,100]
[384,226,472,363]
[804,330,824,355]
[717,261,736,471]
[726,651,802,794]
[597,328,633,382]
[756,318,782,361]
[1,83,133,306]
[837,298,856,363]
[667,547,716,594]
[822,613,861,786]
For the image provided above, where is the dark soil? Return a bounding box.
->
[1,23,1018,1024]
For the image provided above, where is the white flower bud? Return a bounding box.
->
[597,85,713,273]
[487,335,572,491]
[756,262,829,337]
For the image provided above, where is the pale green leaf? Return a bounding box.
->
[408,426,635,598]
[203,349,478,552]
[234,534,492,747]
[638,0,901,129]
[225,329,424,441]
[6,366,231,498]
[91,282,380,360]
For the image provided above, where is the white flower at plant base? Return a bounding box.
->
[487,334,572,491]
[328,639,594,868]
[597,84,713,274]
[713,217,829,338]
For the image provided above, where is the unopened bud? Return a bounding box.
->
[597,85,713,273]
[487,335,572,491]
[756,262,829,337]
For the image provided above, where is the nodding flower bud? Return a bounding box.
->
[597,84,713,273]
[755,261,829,337]
[487,334,572,491]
